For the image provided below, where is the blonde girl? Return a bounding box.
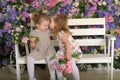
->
[50,14,82,80]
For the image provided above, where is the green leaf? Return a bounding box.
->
[110,29,115,35]
[59,59,67,64]
[72,52,81,59]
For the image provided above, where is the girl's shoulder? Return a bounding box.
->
[30,29,40,36]
[59,30,71,36]
[58,30,71,39]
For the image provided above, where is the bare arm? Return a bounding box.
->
[61,33,72,60]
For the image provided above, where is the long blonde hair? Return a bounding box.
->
[52,14,71,38]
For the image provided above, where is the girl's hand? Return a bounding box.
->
[30,37,36,42]
[66,53,72,60]
[30,42,36,48]
[30,37,36,48]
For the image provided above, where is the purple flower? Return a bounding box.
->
[0,0,7,7]
[117,16,120,23]
[31,1,40,9]
[58,4,75,14]
[22,11,29,18]
[2,59,8,66]
[0,13,5,22]
[107,22,116,30]
[10,9,17,21]
[0,29,4,37]
[115,35,120,48]
[7,5,12,12]
[4,22,12,31]
[97,10,104,17]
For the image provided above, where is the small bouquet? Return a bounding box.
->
[50,54,73,74]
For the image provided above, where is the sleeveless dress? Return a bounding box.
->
[50,31,82,72]
[29,29,55,60]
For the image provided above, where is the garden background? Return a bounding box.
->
[0,0,120,69]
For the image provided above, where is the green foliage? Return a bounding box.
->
[59,58,67,65]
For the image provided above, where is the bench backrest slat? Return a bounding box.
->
[68,18,105,25]
[70,28,105,36]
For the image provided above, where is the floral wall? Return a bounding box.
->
[0,0,120,68]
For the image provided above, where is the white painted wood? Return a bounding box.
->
[68,18,105,25]
[76,39,105,46]
[70,28,105,36]
[15,18,115,80]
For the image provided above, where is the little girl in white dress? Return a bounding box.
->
[50,14,82,80]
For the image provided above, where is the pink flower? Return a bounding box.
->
[115,28,120,35]
[32,1,40,9]
[105,15,114,22]
[21,36,29,44]
[70,8,77,14]
[22,11,29,18]
[64,60,73,74]
[57,64,66,72]
[59,54,65,59]
[46,0,58,10]
[4,22,12,31]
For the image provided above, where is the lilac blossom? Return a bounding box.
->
[115,35,120,49]
[97,10,104,17]
[6,5,12,13]
[107,22,116,30]
[10,9,17,21]
[0,29,7,37]
[0,14,5,22]
[2,59,8,66]
[58,4,76,15]
[31,1,40,9]
[117,16,120,23]
[22,11,29,18]
[4,22,12,31]
[42,0,58,10]
[0,0,7,7]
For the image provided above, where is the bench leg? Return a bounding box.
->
[107,63,110,80]
[16,63,21,80]
[111,63,113,80]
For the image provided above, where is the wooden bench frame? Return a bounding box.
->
[15,18,116,80]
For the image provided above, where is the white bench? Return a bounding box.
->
[15,18,116,80]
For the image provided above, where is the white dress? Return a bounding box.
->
[50,31,82,71]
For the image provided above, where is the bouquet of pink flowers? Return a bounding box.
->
[50,52,81,74]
